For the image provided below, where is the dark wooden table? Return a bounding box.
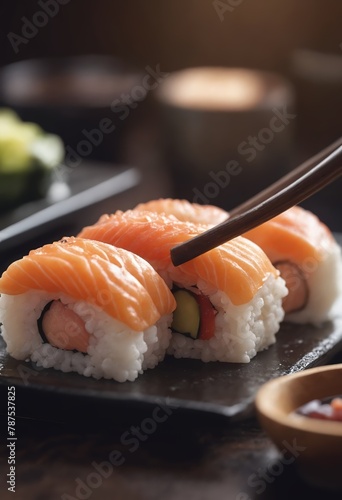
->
[1,351,342,500]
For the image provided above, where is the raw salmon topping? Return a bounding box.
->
[134,198,228,225]
[78,211,278,306]
[0,237,176,331]
[243,206,334,264]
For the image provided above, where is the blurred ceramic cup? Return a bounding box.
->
[155,67,296,210]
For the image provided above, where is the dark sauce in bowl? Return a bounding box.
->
[296,395,342,422]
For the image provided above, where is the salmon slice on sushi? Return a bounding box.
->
[243,206,342,325]
[134,199,342,325]
[78,211,288,363]
[0,237,176,382]
[134,198,228,225]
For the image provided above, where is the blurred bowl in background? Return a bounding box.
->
[155,66,296,210]
[291,48,342,152]
[0,55,144,164]
[290,48,342,232]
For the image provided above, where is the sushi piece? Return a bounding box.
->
[134,198,228,225]
[136,199,342,325]
[0,237,176,382]
[78,211,288,363]
[243,206,342,324]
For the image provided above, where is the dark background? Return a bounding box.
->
[0,0,341,229]
[2,1,341,75]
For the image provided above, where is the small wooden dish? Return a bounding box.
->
[255,363,342,492]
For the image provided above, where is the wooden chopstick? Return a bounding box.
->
[229,136,342,217]
[170,140,342,266]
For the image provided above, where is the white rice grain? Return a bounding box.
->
[167,273,287,363]
[0,291,172,382]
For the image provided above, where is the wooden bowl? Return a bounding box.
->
[255,363,342,492]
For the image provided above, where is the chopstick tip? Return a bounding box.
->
[170,246,183,267]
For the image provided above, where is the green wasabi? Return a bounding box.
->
[0,108,64,208]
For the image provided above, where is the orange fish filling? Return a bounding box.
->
[38,300,90,353]
[274,261,309,314]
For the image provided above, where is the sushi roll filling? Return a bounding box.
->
[171,288,216,340]
[37,299,90,353]
[274,261,309,314]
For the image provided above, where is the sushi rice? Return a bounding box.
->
[167,273,287,363]
[0,290,172,382]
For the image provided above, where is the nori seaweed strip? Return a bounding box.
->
[37,300,54,344]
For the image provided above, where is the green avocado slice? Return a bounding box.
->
[171,290,200,340]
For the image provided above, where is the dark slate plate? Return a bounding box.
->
[0,162,140,256]
[1,300,342,425]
